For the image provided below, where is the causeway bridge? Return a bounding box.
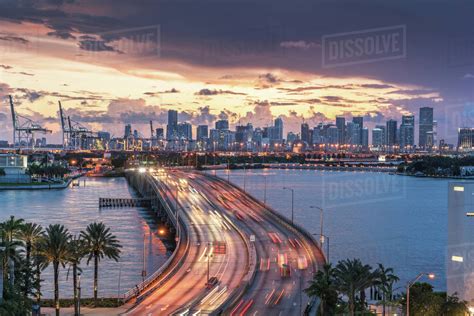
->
[122,168,326,315]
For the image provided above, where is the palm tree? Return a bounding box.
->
[18,223,44,297]
[334,258,376,316]
[376,263,399,316]
[67,236,87,316]
[304,263,338,316]
[0,216,25,242]
[32,240,49,305]
[40,224,71,316]
[81,222,122,305]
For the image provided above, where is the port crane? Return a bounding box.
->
[9,95,51,150]
[59,101,98,150]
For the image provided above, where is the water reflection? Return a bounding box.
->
[0,177,169,298]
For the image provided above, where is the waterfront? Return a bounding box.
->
[0,177,169,298]
[215,168,450,291]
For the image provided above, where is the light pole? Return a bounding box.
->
[243,165,247,192]
[142,233,146,282]
[207,242,213,283]
[310,206,324,242]
[263,173,267,205]
[283,187,294,224]
[77,272,81,316]
[312,233,330,263]
[406,272,435,316]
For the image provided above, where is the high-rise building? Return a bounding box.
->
[301,123,310,144]
[124,124,132,138]
[274,118,284,141]
[375,125,386,146]
[336,116,346,145]
[447,183,474,307]
[327,126,339,144]
[287,132,298,144]
[197,125,209,140]
[166,110,178,140]
[372,128,384,147]
[98,131,111,141]
[361,127,368,149]
[215,119,229,131]
[178,122,192,140]
[352,116,363,145]
[458,128,474,151]
[156,128,164,139]
[386,119,398,146]
[399,115,415,149]
[419,107,433,148]
[346,122,360,145]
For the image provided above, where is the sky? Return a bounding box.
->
[0,0,473,144]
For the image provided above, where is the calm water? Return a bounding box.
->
[0,177,169,298]
[215,168,452,291]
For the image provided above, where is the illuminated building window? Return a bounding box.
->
[454,186,465,192]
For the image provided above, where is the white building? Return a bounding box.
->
[448,183,474,312]
[0,153,29,183]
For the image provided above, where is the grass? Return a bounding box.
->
[0,182,50,186]
[40,298,123,308]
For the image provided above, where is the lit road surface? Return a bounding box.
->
[188,171,326,315]
[126,169,250,315]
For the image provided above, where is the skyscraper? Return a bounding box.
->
[352,116,363,145]
[419,107,433,148]
[197,125,208,140]
[458,128,474,151]
[372,128,384,147]
[361,127,368,149]
[215,119,229,131]
[301,123,310,144]
[336,116,345,145]
[399,115,415,149]
[386,119,398,146]
[178,122,192,140]
[124,124,132,138]
[166,110,178,140]
[274,118,284,141]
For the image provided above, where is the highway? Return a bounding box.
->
[188,171,326,315]
[127,168,325,315]
[126,169,250,315]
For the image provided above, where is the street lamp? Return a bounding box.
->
[406,272,435,316]
[312,233,330,263]
[283,187,294,224]
[77,272,82,316]
[310,206,324,241]
[263,173,267,205]
[207,241,213,283]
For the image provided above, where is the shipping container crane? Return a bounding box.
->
[9,95,51,150]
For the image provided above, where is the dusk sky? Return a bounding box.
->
[0,0,473,144]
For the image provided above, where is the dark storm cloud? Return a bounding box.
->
[195,88,246,96]
[0,35,29,44]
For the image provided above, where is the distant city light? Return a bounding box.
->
[452,255,464,262]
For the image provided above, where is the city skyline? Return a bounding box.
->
[1,1,474,144]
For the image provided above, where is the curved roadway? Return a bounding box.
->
[127,168,325,315]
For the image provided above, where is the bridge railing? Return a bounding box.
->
[202,171,326,270]
[122,172,191,302]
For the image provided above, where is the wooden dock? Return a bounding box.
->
[99,197,152,208]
